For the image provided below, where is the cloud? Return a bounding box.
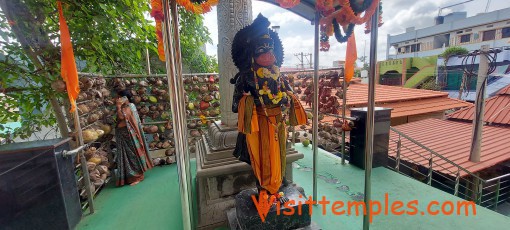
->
[203,0,510,67]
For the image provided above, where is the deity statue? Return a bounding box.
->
[230,14,307,204]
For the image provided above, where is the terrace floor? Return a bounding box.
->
[77,144,510,230]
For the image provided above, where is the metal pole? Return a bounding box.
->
[145,46,151,75]
[341,77,346,165]
[395,135,401,172]
[161,1,192,229]
[312,11,320,203]
[74,110,94,213]
[428,157,433,185]
[469,45,489,162]
[454,169,460,196]
[494,178,500,210]
[363,3,379,230]
[170,1,194,228]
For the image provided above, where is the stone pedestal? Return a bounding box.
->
[196,123,304,229]
[207,121,238,151]
[227,185,314,230]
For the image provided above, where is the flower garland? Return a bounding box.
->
[365,2,384,33]
[316,0,334,16]
[332,20,355,43]
[276,0,300,9]
[318,0,382,45]
[176,0,218,14]
[150,0,165,62]
[149,0,219,62]
[255,65,280,80]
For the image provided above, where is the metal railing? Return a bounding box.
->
[389,127,510,210]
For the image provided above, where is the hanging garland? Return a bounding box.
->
[318,0,382,45]
[276,0,300,8]
[365,2,384,33]
[150,0,165,62]
[176,0,219,14]
[320,25,330,51]
[316,0,334,16]
[332,20,355,43]
[149,0,219,62]
[349,0,373,13]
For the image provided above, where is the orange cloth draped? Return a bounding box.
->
[289,93,307,126]
[345,33,357,83]
[57,1,80,112]
[238,95,307,194]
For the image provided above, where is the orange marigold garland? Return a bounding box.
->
[150,0,218,62]
[317,0,383,50]
[150,0,165,62]
[276,0,300,9]
[316,0,334,16]
[175,0,218,14]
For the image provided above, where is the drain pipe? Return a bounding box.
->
[363,3,380,230]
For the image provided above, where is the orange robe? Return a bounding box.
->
[238,94,306,194]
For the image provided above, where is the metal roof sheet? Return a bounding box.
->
[448,85,510,125]
[298,83,470,118]
[389,119,510,177]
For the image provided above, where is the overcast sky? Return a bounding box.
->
[202,0,510,68]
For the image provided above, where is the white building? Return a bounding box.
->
[387,7,510,59]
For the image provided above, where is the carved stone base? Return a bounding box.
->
[208,121,238,151]
[196,132,304,229]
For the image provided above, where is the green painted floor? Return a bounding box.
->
[78,144,510,230]
[293,144,510,230]
[77,165,183,230]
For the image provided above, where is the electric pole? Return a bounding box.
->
[295,52,312,69]
[470,45,489,163]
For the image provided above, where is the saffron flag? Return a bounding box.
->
[345,33,357,83]
[57,1,80,112]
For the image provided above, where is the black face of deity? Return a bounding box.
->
[253,34,276,67]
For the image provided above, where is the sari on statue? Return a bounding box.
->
[115,103,153,186]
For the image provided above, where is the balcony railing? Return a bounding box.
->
[388,127,510,211]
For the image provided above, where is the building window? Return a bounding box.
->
[460,34,471,43]
[502,27,510,38]
[409,44,421,52]
[483,30,496,41]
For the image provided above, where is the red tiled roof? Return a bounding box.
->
[447,85,510,125]
[344,84,451,106]
[497,84,510,95]
[389,119,510,177]
[298,83,470,118]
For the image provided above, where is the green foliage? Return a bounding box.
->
[0,0,217,139]
[440,46,469,61]
[357,56,369,71]
[419,78,442,91]
[179,8,217,73]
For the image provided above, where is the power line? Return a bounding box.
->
[294,52,312,69]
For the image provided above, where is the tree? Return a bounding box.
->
[358,55,369,71]
[440,46,469,98]
[0,0,216,139]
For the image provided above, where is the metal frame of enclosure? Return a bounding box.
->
[160,1,380,229]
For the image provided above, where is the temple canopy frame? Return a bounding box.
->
[159,1,379,229]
